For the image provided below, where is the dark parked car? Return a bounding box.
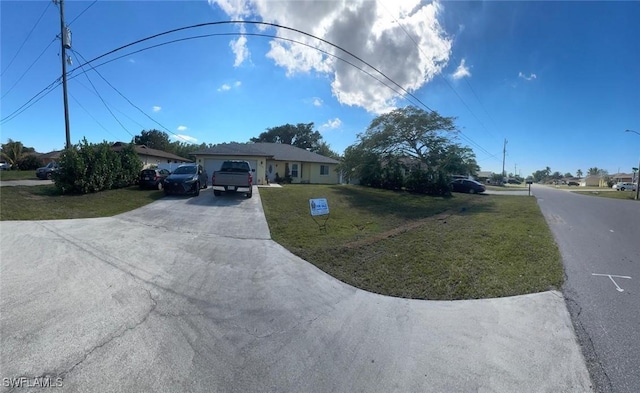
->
[567,181,580,186]
[451,178,486,194]
[36,162,60,180]
[139,168,171,190]
[163,164,208,196]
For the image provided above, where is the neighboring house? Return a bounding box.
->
[611,173,633,183]
[191,142,340,185]
[111,142,192,170]
[580,175,605,187]
[475,171,492,182]
[37,150,63,165]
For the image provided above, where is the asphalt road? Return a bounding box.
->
[533,185,640,393]
[0,187,592,392]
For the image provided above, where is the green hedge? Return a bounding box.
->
[55,139,142,194]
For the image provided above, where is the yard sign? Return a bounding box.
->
[309,198,330,231]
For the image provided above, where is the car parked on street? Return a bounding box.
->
[567,181,580,186]
[36,162,60,180]
[139,168,171,190]
[612,182,637,191]
[163,164,208,196]
[0,161,11,170]
[450,178,486,194]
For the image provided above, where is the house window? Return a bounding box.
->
[291,164,298,178]
[320,165,329,175]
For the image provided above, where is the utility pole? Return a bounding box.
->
[514,163,517,178]
[502,139,508,179]
[57,0,72,149]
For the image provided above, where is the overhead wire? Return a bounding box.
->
[68,0,98,26]
[69,92,121,140]
[378,2,501,161]
[1,37,57,99]
[1,1,52,77]
[69,49,134,137]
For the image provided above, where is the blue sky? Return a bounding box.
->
[1,0,639,178]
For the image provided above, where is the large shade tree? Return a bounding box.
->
[342,106,478,192]
[250,123,323,152]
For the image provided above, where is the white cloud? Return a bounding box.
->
[518,72,537,81]
[177,125,188,131]
[230,36,250,67]
[312,97,323,107]
[208,0,452,114]
[321,118,342,129]
[152,106,161,112]
[171,134,198,143]
[452,59,471,80]
[217,81,242,92]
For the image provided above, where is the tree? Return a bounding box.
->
[587,167,600,176]
[133,129,171,151]
[359,105,457,163]
[1,139,35,168]
[344,106,469,195]
[576,169,583,179]
[314,141,340,160]
[250,123,323,151]
[564,172,573,178]
[551,171,562,180]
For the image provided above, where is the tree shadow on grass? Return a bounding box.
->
[329,185,499,221]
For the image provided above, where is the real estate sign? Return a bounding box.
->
[309,198,329,216]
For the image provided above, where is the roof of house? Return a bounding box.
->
[192,142,340,164]
[37,150,63,159]
[111,142,191,162]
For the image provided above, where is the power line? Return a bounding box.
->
[378,2,501,162]
[69,50,133,137]
[1,1,52,77]
[69,92,120,140]
[68,0,98,26]
[71,49,189,142]
[1,37,57,100]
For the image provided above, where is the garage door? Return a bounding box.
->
[204,158,259,184]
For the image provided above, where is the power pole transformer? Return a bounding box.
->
[55,0,72,149]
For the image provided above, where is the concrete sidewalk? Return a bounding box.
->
[0,188,593,392]
[0,179,52,186]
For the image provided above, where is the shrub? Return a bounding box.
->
[15,154,43,170]
[405,168,451,195]
[55,139,142,194]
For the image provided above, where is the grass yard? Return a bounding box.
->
[0,170,38,181]
[572,190,639,201]
[260,184,563,300]
[0,185,164,220]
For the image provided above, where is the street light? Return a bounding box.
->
[624,129,640,200]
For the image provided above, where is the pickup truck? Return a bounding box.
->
[211,160,254,198]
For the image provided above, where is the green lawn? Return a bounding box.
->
[0,170,38,181]
[572,190,639,201]
[0,185,164,220]
[260,185,563,300]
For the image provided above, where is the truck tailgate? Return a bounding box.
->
[214,172,250,186]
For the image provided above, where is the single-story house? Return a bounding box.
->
[111,142,192,170]
[475,171,493,182]
[580,175,607,187]
[611,173,634,183]
[191,142,340,185]
[37,150,63,165]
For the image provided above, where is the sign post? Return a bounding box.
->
[526,179,533,196]
[309,198,330,231]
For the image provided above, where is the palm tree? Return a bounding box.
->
[0,139,25,168]
[588,167,600,176]
[576,169,583,179]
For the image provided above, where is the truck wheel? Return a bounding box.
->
[213,190,221,196]
[246,190,252,198]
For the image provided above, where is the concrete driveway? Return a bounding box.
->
[0,187,592,392]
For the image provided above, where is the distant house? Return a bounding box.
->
[475,171,492,182]
[191,142,340,185]
[580,175,606,187]
[111,142,192,170]
[37,150,63,165]
[611,173,634,183]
